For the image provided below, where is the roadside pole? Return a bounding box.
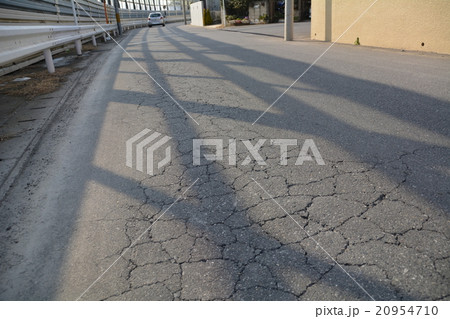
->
[222,0,226,26]
[70,0,78,25]
[284,0,293,41]
[113,0,123,35]
[182,0,187,25]
[103,0,110,23]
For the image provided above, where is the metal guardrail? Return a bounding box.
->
[0,0,190,75]
[0,19,149,75]
[1,24,111,66]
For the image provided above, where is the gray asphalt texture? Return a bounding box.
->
[0,22,449,300]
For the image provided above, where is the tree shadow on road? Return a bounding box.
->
[74,24,449,301]
[71,26,450,300]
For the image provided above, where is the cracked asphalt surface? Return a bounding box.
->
[0,23,449,301]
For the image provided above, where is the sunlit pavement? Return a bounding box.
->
[222,21,311,40]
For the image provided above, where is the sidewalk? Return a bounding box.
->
[221,21,311,40]
[0,40,119,201]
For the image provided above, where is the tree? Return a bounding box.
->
[204,9,213,25]
[226,0,251,17]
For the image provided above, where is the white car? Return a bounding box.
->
[148,12,166,27]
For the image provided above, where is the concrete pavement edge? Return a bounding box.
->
[0,33,131,203]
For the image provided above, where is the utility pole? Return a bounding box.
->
[113,0,123,35]
[284,0,293,41]
[182,0,187,24]
[221,0,226,26]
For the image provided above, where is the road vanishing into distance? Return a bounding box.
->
[0,22,449,300]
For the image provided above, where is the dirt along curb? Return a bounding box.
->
[0,31,133,202]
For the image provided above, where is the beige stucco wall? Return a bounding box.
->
[311,0,450,55]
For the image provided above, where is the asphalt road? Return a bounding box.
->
[0,22,449,300]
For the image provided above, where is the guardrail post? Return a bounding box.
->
[103,32,107,42]
[43,49,55,74]
[92,35,97,46]
[75,39,82,55]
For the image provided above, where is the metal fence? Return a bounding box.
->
[0,0,189,24]
[0,0,190,75]
[0,0,147,24]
